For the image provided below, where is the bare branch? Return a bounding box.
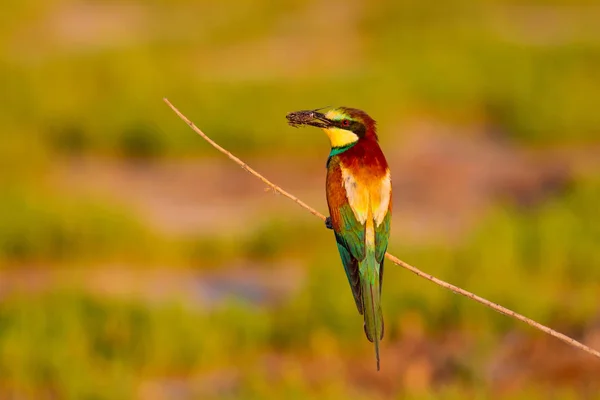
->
[163,97,600,360]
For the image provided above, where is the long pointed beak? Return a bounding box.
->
[286,109,331,128]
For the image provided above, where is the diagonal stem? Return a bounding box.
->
[163,97,600,360]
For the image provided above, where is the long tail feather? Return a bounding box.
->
[360,256,384,371]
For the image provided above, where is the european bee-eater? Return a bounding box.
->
[286,107,392,370]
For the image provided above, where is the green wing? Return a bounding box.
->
[333,203,366,314]
[332,203,390,312]
[374,210,392,293]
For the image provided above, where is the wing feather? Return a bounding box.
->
[327,160,366,313]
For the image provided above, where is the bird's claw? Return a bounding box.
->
[325,217,333,230]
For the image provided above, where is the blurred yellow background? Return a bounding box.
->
[2,0,600,399]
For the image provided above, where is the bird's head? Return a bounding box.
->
[286,106,377,148]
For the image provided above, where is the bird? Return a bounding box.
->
[286,107,392,370]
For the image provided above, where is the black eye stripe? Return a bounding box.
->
[335,119,365,137]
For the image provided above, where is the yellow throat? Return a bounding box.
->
[322,110,358,148]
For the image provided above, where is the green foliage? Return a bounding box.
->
[1,0,600,397]
[0,292,270,399]
[0,189,160,266]
[183,218,318,268]
[241,218,316,261]
[1,170,596,396]
[2,0,600,161]
[118,123,166,159]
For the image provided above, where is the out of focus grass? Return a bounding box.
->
[2,0,600,397]
[2,0,600,162]
[0,178,599,398]
[1,173,599,333]
[0,292,583,400]
[0,188,163,267]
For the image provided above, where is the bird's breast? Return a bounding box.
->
[339,164,391,227]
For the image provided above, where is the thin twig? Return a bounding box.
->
[163,97,600,360]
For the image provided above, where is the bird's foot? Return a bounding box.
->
[325,217,333,230]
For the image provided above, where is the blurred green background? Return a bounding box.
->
[2,0,600,399]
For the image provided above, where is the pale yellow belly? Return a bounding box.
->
[340,165,391,229]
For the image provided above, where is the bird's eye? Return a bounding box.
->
[342,119,351,127]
